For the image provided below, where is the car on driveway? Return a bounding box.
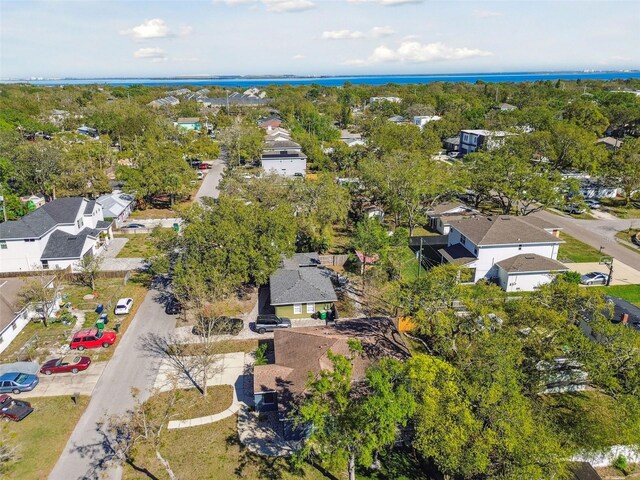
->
[69,328,117,351]
[581,272,610,285]
[198,163,212,170]
[255,314,291,334]
[585,199,601,209]
[564,204,586,215]
[0,395,34,421]
[124,223,146,229]
[114,298,133,315]
[165,298,182,315]
[0,372,39,394]
[40,355,91,375]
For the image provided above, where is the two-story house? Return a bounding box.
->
[0,198,113,272]
[458,129,513,155]
[439,216,568,291]
[261,130,307,177]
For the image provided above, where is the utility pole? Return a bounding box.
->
[0,184,7,222]
[606,258,614,286]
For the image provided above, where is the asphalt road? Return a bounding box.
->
[195,159,224,201]
[533,210,640,270]
[49,286,177,480]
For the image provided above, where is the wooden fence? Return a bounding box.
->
[319,254,349,267]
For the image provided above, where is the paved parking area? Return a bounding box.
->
[566,260,640,286]
[19,362,107,398]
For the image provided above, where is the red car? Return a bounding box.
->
[0,395,33,422]
[198,163,212,170]
[40,354,91,375]
[69,328,117,351]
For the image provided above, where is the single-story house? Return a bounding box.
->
[426,202,481,234]
[596,137,623,150]
[495,103,517,112]
[496,253,569,292]
[175,118,201,131]
[258,116,282,129]
[388,115,407,125]
[96,191,136,228]
[147,96,180,108]
[340,130,366,147]
[253,317,410,438]
[443,136,460,152]
[269,253,337,319]
[77,126,99,139]
[0,276,60,354]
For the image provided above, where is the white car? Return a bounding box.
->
[114,298,133,315]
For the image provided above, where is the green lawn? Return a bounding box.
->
[615,228,640,244]
[115,234,159,258]
[557,232,603,263]
[399,247,427,281]
[595,285,640,307]
[123,413,334,480]
[600,198,640,219]
[1,395,90,479]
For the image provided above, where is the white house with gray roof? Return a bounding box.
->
[439,216,566,291]
[0,198,112,273]
[269,253,337,319]
[97,191,135,228]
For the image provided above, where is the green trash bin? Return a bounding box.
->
[95,320,105,330]
[320,310,327,321]
[172,222,180,232]
[114,323,121,333]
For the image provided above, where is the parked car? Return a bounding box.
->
[196,171,205,180]
[192,316,243,336]
[114,298,133,315]
[165,298,182,315]
[0,395,34,421]
[0,372,39,394]
[69,328,117,350]
[198,163,212,170]
[580,272,610,285]
[564,204,586,214]
[124,223,146,229]
[40,355,91,375]
[255,314,291,334]
[585,199,601,209]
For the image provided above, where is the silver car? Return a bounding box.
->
[580,272,609,285]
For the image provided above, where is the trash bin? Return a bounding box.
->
[99,313,109,325]
[320,310,327,321]
[95,320,105,330]
[172,222,180,232]
[114,323,121,333]
[95,304,104,314]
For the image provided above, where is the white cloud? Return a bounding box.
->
[370,25,395,38]
[348,0,424,6]
[292,54,305,59]
[345,41,492,66]
[474,10,503,18]
[262,0,315,12]
[322,26,395,40]
[120,19,193,41]
[133,47,167,62]
[322,29,365,40]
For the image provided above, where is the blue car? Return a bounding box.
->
[0,372,39,394]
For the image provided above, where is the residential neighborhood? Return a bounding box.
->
[0,75,639,480]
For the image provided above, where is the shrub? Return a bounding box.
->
[254,343,268,366]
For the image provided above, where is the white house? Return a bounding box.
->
[413,115,441,129]
[426,202,481,235]
[97,191,136,228]
[0,276,61,354]
[370,96,402,104]
[438,216,566,291]
[459,129,513,155]
[261,151,307,177]
[0,197,113,272]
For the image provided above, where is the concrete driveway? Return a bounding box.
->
[567,260,640,286]
[195,159,224,202]
[49,287,178,480]
[20,362,107,398]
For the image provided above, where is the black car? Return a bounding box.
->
[165,299,182,315]
[255,314,291,334]
[192,316,243,336]
[124,223,146,229]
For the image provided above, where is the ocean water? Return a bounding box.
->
[4,71,640,87]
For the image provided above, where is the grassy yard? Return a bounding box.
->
[615,228,640,244]
[114,234,159,258]
[1,395,90,479]
[595,285,640,307]
[123,412,334,480]
[129,208,175,220]
[157,385,233,422]
[398,247,427,281]
[557,232,604,263]
[600,198,640,219]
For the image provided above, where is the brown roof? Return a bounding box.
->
[254,318,410,409]
[450,216,562,246]
[517,215,562,231]
[0,276,55,331]
[177,117,200,123]
[429,201,467,216]
[496,254,568,273]
[439,244,477,265]
[568,462,602,480]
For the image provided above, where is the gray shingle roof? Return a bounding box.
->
[495,254,568,273]
[438,244,477,265]
[40,229,89,260]
[281,252,320,270]
[450,216,562,246]
[270,262,337,306]
[97,192,135,218]
[0,198,86,240]
[83,200,96,215]
[264,139,301,150]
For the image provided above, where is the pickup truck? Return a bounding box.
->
[0,394,33,422]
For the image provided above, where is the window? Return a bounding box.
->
[460,235,467,245]
[0,241,6,249]
[462,133,470,143]
[306,303,315,314]
[293,304,302,315]
[24,239,35,243]
[77,218,84,228]
[518,244,522,250]
[41,260,49,270]
[263,392,276,405]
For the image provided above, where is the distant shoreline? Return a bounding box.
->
[2,70,640,87]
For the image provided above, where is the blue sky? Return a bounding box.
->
[0,0,638,78]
